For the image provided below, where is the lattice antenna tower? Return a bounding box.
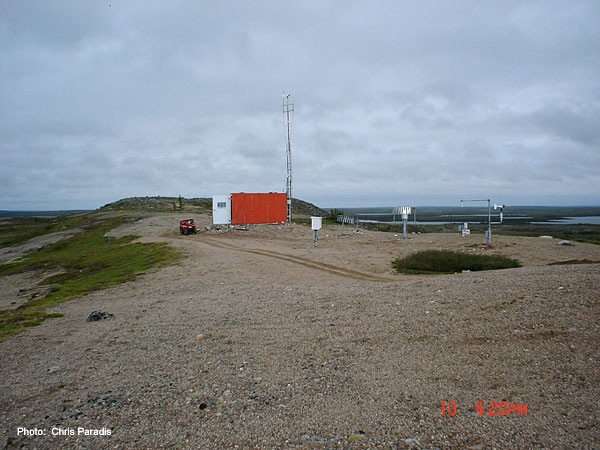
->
[283,92,294,222]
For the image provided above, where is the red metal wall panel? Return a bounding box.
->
[231,193,287,225]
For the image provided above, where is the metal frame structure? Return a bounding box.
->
[337,215,359,235]
[459,199,504,245]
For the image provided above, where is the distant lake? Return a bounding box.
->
[532,216,600,225]
[440,214,532,219]
[360,215,600,226]
[359,219,464,225]
[358,214,529,226]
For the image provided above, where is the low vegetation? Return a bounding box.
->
[495,224,600,245]
[325,208,345,224]
[0,215,181,341]
[0,214,90,248]
[392,250,521,274]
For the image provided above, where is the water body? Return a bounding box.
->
[440,214,531,219]
[359,220,472,225]
[358,214,528,225]
[531,216,600,225]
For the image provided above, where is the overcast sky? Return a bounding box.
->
[1,1,599,210]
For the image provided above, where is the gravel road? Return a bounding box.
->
[1,212,598,449]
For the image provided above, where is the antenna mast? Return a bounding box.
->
[283,91,294,223]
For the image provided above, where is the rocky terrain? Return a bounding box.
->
[291,198,328,217]
[99,196,212,212]
[0,212,598,449]
[98,196,327,218]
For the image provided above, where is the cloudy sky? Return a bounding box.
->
[1,1,599,210]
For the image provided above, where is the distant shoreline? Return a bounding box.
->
[0,210,93,218]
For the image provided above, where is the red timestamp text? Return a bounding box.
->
[476,401,527,416]
[440,401,457,416]
[441,401,528,417]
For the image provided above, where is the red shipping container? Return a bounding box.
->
[231,193,287,225]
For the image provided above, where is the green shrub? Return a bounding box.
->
[392,250,521,274]
[326,208,344,220]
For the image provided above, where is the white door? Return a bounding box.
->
[212,195,231,225]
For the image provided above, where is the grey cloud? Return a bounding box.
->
[1,1,599,210]
[528,105,600,145]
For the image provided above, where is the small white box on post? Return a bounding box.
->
[311,217,322,230]
[311,216,322,247]
[461,222,470,236]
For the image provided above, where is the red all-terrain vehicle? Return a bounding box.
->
[179,219,197,235]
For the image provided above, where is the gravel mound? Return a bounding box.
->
[292,198,328,217]
[99,196,211,212]
[99,196,327,217]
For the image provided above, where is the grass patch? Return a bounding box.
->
[392,250,521,274]
[0,217,56,247]
[0,215,181,341]
[0,214,91,248]
[293,218,312,226]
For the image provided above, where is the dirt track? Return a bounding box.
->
[1,212,599,449]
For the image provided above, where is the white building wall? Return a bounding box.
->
[212,195,231,225]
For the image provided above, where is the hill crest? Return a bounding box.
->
[99,196,327,216]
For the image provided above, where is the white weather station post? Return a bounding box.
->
[311,216,322,248]
[393,206,416,239]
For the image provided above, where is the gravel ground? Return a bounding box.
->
[1,212,599,449]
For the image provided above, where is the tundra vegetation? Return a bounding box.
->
[392,250,521,274]
[0,215,180,341]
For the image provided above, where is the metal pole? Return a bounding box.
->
[460,199,496,246]
[287,106,292,220]
[487,199,491,246]
[313,230,318,247]
[283,93,294,223]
